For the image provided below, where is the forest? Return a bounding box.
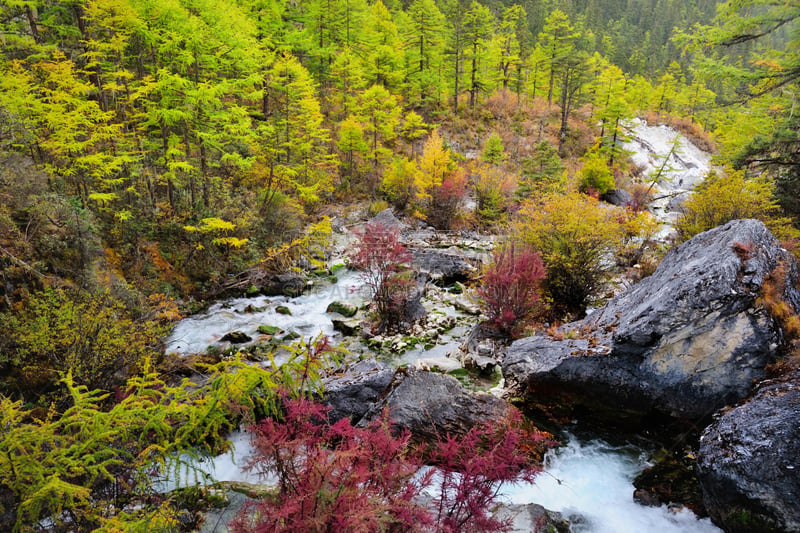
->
[0,0,799,531]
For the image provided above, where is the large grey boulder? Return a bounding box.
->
[411,248,477,285]
[359,368,512,442]
[696,371,800,533]
[320,360,396,424]
[503,219,800,422]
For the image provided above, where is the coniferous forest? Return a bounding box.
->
[1,0,799,531]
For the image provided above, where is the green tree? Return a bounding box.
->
[677,0,800,217]
[401,0,447,107]
[538,9,578,106]
[462,1,495,109]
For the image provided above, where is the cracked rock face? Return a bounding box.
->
[696,371,800,532]
[503,219,800,422]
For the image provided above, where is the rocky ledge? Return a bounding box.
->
[503,219,800,423]
[696,369,800,533]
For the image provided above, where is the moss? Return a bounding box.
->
[276,305,291,315]
[257,325,282,335]
[330,263,346,275]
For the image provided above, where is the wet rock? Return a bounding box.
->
[260,273,305,297]
[603,188,633,207]
[411,248,477,285]
[320,360,396,424]
[257,325,282,335]
[220,331,252,344]
[332,317,361,336]
[503,219,800,423]
[633,448,706,516]
[359,368,513,443]
[326,300,358,317]
[275,305,291,315]
[696,371,800,533]
[496,503,571,533]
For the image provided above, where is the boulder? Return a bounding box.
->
[696,371,800,533]
[260,273,305,297]
[320,360,396,424]
[411,248,477,285]
[326,300,358,317]
[369,208,406,231]
[220,331,252,344]
[602,188,633,207]
[359,368,513,443]
[503,219,800,422]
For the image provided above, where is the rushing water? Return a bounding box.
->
[504,431,722,533]
[622,118,712,240]
[165,269,365,356]
[167,122,721,531]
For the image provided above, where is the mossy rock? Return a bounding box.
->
[450,282,465,294]
[330,263,346,275]
[282,331,301,341]
[220,331,252,344]
[275,305,292,315]
[326,301,358,318]
[257,325,282,335]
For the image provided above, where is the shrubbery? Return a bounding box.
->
[515,192,628,317]
[233,399,547,533]
[677,168,799,244]
[478,243,546,337]
[349,220,417,332]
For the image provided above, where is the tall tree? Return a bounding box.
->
[538,9,578,106]
[462,1,495,110]
[401,0,447,107]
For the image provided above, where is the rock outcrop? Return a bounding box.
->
[358,368,513,442]
[503,219,800,422]
[696,370,800,533]
[321,360,396,424]
[411,248,477,285]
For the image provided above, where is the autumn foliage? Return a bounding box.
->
[478,244,546,337]
[349,220,416,331]
[232,397,548,533]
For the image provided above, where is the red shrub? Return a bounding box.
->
[428,170,469,230]
[477,244,546,337]
[422,410,550,533]
[349,220,415,329]
[231,398,431,533]
[231,398,552,533]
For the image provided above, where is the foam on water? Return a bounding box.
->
[504,432,722,533]
[165,269,366,355]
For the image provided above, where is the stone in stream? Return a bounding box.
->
[411,247,477,285]
[326,300,358,317]
[220,331,252,344]
[503,219,800,423]
[320,360,396,424]
[358,368,514,443]
[696,369,800,533]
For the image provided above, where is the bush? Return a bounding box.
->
[578,150,615,196]
[515,193,626,317]
[232,398,549,533]
[472,164,516,227]
[348,220,416,331]
[0,288,169,400]
[477,243,546,337]
[677,168,799,243]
